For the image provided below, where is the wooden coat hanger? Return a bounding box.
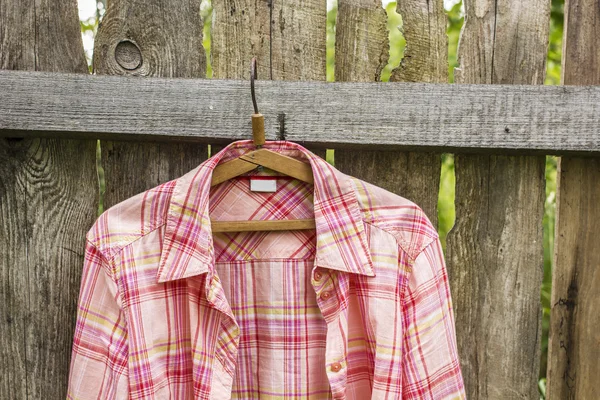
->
[209,57,317,233]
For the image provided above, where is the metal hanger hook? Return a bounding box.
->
[250,57,259,114]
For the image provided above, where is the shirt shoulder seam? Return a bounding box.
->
[362,216,438,262]
[361,217,438,317]
[84,237,130,333]
[87,221,167,266]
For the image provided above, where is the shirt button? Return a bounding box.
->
[314,270,323,281]
[320,291,332,300]
[331,362,342,372]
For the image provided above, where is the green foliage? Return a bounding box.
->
[80,19,96,73]
[380,3,406,82]
[202,1,213,79]
[437,2,462,248]
[545,0,564,85]
[540,155,557,390]
[539,2,563,395]
[438,153,455,251]
[326,3,337,82]
[446,1,464,83]
[328,2,406,83]
[97,140,105,215]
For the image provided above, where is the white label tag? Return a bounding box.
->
[250,179,277,192]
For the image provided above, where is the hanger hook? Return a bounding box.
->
[250,57,259,114]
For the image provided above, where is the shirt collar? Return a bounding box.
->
[156,139,374,283]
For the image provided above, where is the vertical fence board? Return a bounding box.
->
[93,0,209,209]
[446,0,550,398]
[212,0,326,80]
[263,0,328,159]
[212,0,327,159]
[269,0,327,82]
[212,0,270,81]
[547,0,600,398]
[214,0,327,81]
[211,0,269,157]
[0,0,96,398]
[334,0,445,226]
[390,0,448,83]
[334,0,389,83]
[547,159,600,399]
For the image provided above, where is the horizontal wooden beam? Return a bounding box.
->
[1,69,600,156]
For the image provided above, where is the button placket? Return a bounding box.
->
[317,270,351,399]
[320,290,332,301]
[311,267,339,321]
[204,269,240,385]
[314,270,324,282]
[311,267,348,398]
[331,361,343,372]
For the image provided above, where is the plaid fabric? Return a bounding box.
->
[67,140,465,399]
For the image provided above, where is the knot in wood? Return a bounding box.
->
[115,40,142,70]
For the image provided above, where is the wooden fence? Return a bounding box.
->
[0,0,598,398]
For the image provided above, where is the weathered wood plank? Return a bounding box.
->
[269,0,327,160]
[270,0,327,81]
[211,0,270,83]
[334,0,444,226]
[212,0,327,160]
[213,0,327,81]
[334,0,389,83]
[447,154,545,398]
[445,0,550,398]
[547,158,600,400]
[391,0,448,83]
[453,1,550,84]
[547,0,600,398]
[93,0,209,209]
[0,0,96,398]
[2,69,600,156]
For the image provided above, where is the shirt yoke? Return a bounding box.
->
[86,179,177,262]
[86,175,440,266]
[350,176,439,260]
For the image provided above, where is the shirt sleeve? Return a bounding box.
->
[401,235,466,399]
[67,239,129,399]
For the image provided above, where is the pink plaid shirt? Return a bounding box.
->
[67,140,465,399]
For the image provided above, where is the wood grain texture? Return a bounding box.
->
[93,0,209,209]
[547,0,600,398]
[101,141,209,208]
[391,0,448,83]
[211,0,271,82]
[213,0,326,82]
[334,0,444,227]
[447,154,545,399]
[256,0,328,158]
[211,149,315,185]
[211,218,316,233]
[4,70,600,156]
[454,0,550,84]
[547,158,600,400]
[334,0,389,83]
[240,150,315,183]
[445,0,550,398]
[0,0,96,397]
[211,0,327,159]
[269,0,327,81]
